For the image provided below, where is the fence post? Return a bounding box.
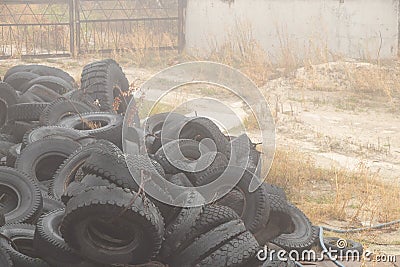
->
[178,0,187,53]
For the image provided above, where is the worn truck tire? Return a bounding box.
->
[0,167,42,224]
[254,191,292,245]
[40,98,98,126]
[169,219,247,267]
[272,203,319,252]
[60,186,164,265]
[198,231,260,267]
[196,166,270,234]
[80,59,131,114]
[4,72,39,92]
[34,209,89,266]
[0,224,49,267]
[25,84,61,103]
[57,112,123,147]
[49,140,119,200]
[7,103,49,122]
[0,82,18,107]
[21,76,73,95]
[15,139,81,184]
[21,126,93,150]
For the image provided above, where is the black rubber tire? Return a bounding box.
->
[0,224,49,266]
[80,59,130,114]
[7,103,49,122]
[17,91,43,104]
[34,208,87,265]
[229,134,258,158]
[42,196,64,214]
[60,181,86,206]
[176,117,230,157]
[25,84,61,103]
[4,72,39,92]
[28,65,76,88]
[144,112,187,134]
[0,246,13,266]
[5,143,21,168]
[21,76,73,95]
[4,65,76,88]
[49,140,119,200]
[0,212,5,227]
[323,237,363,257]
[21,126,93,150]
[0,101,6,129]
[4,66,33,80]
[254,191,292,245]
[0,134,16,143]
[264,184,287,200]
[0,82,18,107]
[82,148,140,191]
[272,203,319,252]
[154,139,215,175]
[159,191,204,260]
[57,112,123,147]
[84,152,171,221]
[198,231,260,267]
[161,204,240,262]
[216,189,244,216]
[15,138,81,184]
[229,134,262,178]
[196,167,270,233]
[185,152,228,184]
[81,174,112,187]
[60,186,164,265]
[2,121,39,143]
[39,98,99,126]
[64,90,98,109]
[0,82,18,128]
[169,219,247,267]
[144,112,187,154]
[0,167,42,224]
[167,173,194,187]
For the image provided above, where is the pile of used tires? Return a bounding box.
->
[0,59,320,267]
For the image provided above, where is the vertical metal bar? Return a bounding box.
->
[398,0,400,57]
[178,0,187,53]
[75,0,81,54]
[69,0,75,56]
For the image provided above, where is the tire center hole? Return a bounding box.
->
[86,218,140,251]
[13,238,38,258]
[75,120,108,130]
[0,185,18,213]
[35,154,67,182]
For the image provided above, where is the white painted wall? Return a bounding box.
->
[185,0,399,59]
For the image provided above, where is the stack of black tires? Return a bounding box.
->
[0,59,319,267]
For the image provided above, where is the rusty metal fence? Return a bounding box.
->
[0,0,184,58]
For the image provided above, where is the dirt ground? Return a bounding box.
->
[1,58,399,261]
[260,62,400,259]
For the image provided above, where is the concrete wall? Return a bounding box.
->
[185,0,399,60]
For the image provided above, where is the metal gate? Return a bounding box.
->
[0,0,74,58]
[0,0,183,58]
[76,0,180,54]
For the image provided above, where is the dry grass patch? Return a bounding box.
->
[266,148,400,228]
